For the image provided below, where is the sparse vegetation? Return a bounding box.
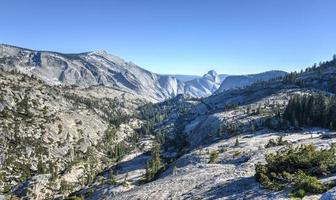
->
[208,150,218,163]
[65,195,85,200]
[0,70,145,198]
[233,151,241,158]
[265,136,288,148]
[144,143,161,182]
[234,138,240,147]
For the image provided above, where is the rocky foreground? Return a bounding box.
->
[92,130,332,200]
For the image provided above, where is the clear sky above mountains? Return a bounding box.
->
[1,0,336,75]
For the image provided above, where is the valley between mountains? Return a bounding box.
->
[1,44,336,200]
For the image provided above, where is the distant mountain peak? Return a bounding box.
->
[206,70,218,77]
[88,50,128,66]
[203,69,220,83]
[90,50,108,55]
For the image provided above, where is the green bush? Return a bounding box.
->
[264,144,336,176]
[209,150,218,163]
[65,196,85,200]
[255,144,336,197]
[293,171,326,194]
[265,136,288,148]
[290,188,305,198]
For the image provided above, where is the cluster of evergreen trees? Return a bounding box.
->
[107,142,131,161]
[282,72,299,84]
[283,93,336,130]
[303,54,336,73]
[138,96,193,152]
[137,103,169,140]
[144,143,161,182]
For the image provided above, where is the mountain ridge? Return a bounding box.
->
[216,70,287,93]
[0,44,287,101]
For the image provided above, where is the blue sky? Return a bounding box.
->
[1,0,336,75]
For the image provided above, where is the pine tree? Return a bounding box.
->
[208,150,218,163]
[284,93,336,131]
[109,169,117,184]
[37,158,44,174]
[246,105,251,114]
[235,138,240,147]
[122,172,129,187]
[144,143,161,182]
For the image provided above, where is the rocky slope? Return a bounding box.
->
[80,86,329,199]
[0,69,150,199]
[168,75,201,82]
[216,70,287,93]
[100,130,331,200]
